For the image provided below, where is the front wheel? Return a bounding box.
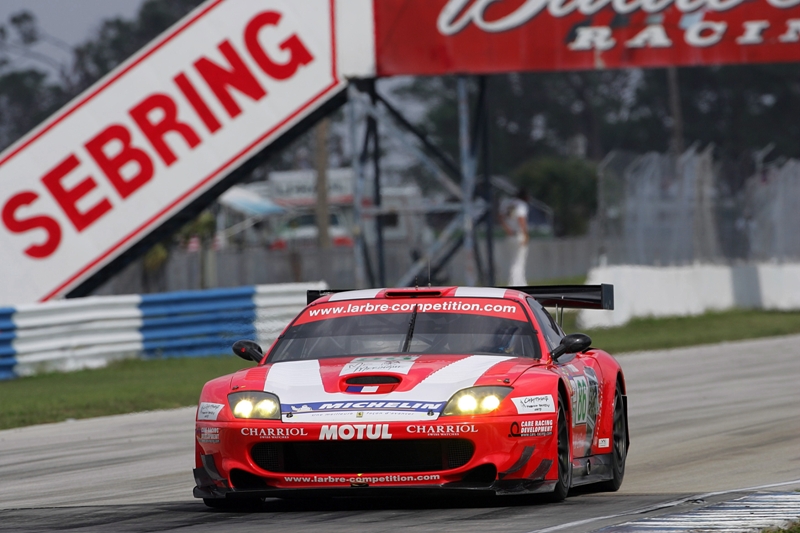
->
[548,397,572,501]
[598,385,627,492]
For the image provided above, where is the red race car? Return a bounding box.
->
[193,285,628,507]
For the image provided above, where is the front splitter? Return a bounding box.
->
[194,479,557,501]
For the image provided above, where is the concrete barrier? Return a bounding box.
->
[579,263,800,328]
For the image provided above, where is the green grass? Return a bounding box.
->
[765,522,800,533]
[0,356,249,430]
[2,308,800,430]
[562,308,800,354]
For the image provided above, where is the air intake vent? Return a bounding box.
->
[251,439,474,473]
[345,375,401,385]
[250,442,281,472]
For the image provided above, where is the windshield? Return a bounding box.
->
[269,299,539,362]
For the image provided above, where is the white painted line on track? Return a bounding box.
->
[525,478,800,533]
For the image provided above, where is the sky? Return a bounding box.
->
[0,0,146,78]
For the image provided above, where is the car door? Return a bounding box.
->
[526,298,600,458]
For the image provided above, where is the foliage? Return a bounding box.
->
[142,242,169,273]
[511,157,597,236]
[0,69,67,149]
[176,210,216,244]
[640,65,800,164]
[68,0,205,92]
[764,521,800,533]
[394,64,800,186]
[0,0,204,153]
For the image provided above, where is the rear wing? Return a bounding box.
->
[307,289,342,305]
[308,285,613,310]
[508,284,614,310]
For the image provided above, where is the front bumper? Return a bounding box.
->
[195,415,559,499]
[193,476,557,500]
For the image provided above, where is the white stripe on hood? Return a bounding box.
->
[264,355,512,422]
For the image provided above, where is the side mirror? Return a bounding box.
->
[550,333,592,361]
[232,340,263,363]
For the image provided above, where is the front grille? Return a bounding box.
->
[446,439,473,469]
[251,442,281,472]
[251,439,474,473]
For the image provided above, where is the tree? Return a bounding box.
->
[0,69,67,150]
[512,157,597,237]
[0,10,73,151]
[68,0,205,92]
[393,70,641,175]
[0,1,205,153]
[394,64,800,186]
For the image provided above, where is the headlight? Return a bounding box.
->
[228,391,281,419]
[442,386,512,416]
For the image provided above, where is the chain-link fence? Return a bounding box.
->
[596,147,800,266]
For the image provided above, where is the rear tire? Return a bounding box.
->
[598,385,627,492]
[548,396,572,502]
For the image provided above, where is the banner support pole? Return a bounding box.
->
[348,83,368,289]
[458,76,477,287]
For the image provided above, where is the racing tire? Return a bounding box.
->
[547,396,572,502]
[598,385,627,492]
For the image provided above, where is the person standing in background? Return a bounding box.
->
[502,189,530,286]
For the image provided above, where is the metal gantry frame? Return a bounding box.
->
[347,76,496,289]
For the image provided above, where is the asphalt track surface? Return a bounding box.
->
[1,335,799,532]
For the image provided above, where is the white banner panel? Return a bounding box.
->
[0,0,348,305]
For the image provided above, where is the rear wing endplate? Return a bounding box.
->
[307,289,340,305]
[308,285,613,310]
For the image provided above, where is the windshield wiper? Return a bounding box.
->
[401,304,418,353]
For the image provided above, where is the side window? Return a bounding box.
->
[527,298,564,350]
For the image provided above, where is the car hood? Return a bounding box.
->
[232,354,536,422]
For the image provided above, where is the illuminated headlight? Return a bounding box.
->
[228,391,281,419]
[442,386,512,416]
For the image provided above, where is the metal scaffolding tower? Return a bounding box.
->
[347,76,496,289]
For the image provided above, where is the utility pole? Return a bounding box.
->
[457,76,477,287]
[667,66,684,156]
[315,117,330,250]
[348,84,367,288]
[479,76,495,286]
[368,81,386,287]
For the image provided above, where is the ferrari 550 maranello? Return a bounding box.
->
[193,285,628,507]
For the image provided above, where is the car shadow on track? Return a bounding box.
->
[200,493,559,513]
[0,492,648,532]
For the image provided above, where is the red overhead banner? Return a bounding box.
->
[374,0,800,76]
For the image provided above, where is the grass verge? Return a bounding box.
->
[2,308,800,430]
[0,356,249,430]
[765,522,800,533]
[566,308,800,354]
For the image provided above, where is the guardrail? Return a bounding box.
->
[0,281,326,380]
